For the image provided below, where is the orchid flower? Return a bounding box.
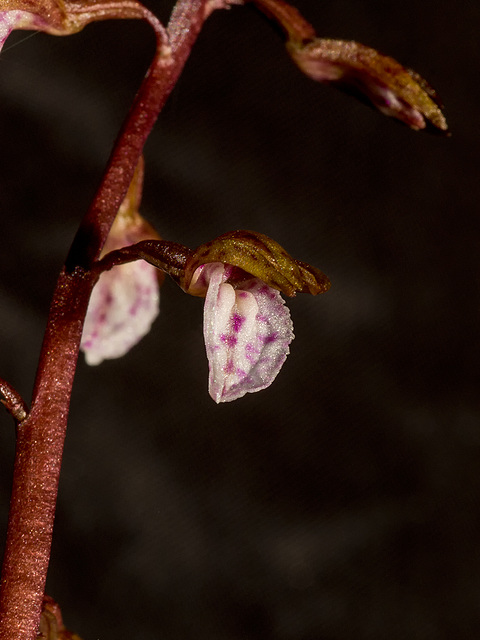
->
[94,229,331,402]
[179,231,331,402]
[80,159,163,365]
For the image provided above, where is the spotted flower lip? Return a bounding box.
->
[80,158,162,366]
[80,253,160,366]
[199,262,294,403]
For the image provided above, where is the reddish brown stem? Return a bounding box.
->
[0,1,211,638]
[0,268,96,640]
[67,0,215,270]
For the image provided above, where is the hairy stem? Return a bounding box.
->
[0,2,211,638]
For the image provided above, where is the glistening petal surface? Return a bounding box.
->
[202,263,294,403]
[0,11,35,50]
[81,260,159,365]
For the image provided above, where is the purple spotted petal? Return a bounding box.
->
[80,260,159,365]
[202,263,294,403]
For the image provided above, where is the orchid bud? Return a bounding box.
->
[288,38,448,132]
[249,0,447,131]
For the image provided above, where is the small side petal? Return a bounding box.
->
[80,260,159,365]
[202,263,294,403]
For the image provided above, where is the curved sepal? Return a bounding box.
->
[182,230,331,297]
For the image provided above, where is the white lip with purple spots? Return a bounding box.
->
[201,263,294,403]
[81,259,159,365]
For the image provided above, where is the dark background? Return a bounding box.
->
[1,1,480,638]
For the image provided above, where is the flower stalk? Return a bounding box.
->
[0,1,214,638]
